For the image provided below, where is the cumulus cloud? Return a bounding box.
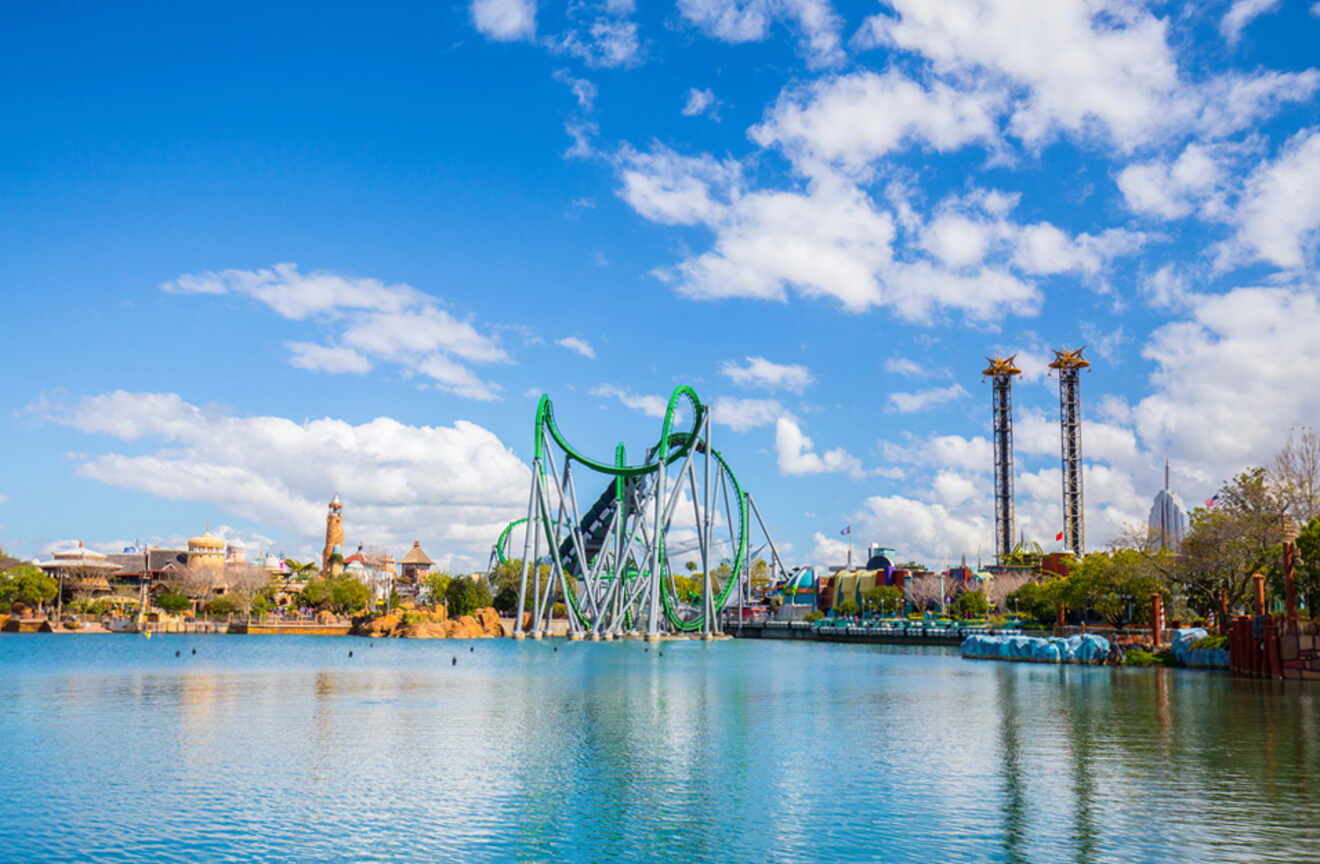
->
[33,391,532,571]
[556,336,596,358]
[887,382,969,414]
[162,263,507,401]
[750,70,1002,177]
[471,0,536,41]
[856,0,1316,150]
[711,397,784,431]
[677,0,844,68]
[590,384,667,418]
[721,355,812,393]
[774,416,863,477]
[681,87,718,118]
[1117,143,1231,220]
[1223,129,1320,271]
[285,342,372,375]
[1220,0,1279,45]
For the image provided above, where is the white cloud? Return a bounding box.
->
[164,264,507,401]
[1224,129,1320,271]
[847,494,989,567]
[774,416,863,477]
[887,382,969,414]
[856,0,1317,150]
[711,397,784,431]
[618,150,1042,320]
[557,17,640,67]
[882,434,991,473]
[35,391,532,570]
[285,342,372,375]
[677,0,844,68]
[884,356,928,378]
[682,87,718,118]
[919,213,994,269]
[0,493,9,505]
[1136,286,1320,481]
[1220,0,1279,46]
[720,355,812,393]
[556,336,596,358]
[472,0,536,41]
[553,69,598,111]
[590,384,667,418]
[1117,143,1229,220]
[750,70,1002,177]
[931,470,977,507]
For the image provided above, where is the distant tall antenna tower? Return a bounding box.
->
[982,355,1022,565]
[1049,348,1090,557]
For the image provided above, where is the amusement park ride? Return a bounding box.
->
[491,386,789,641]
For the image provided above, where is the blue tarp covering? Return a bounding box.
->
[961,633,1110,664]
[1170,627,1230,668]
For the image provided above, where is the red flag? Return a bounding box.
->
[1055,531,1064,541]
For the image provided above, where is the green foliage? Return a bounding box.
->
[156,591,191,614]
[836,599,860,617]
[1006,581,1062,627]
[804,610,824,622]
[1291,514,1320,615]
[1124,650,1179,667]
[298,578,331,608]
[1065,549,1171,627]
[424,571,452,605]
[0,564,58,610]
[329,577,370,614]
[684,560,698,572]
[1192,633,1230,650]
[284,559,319,578]
[1178,467,1288,617]
[951,589,990,619]
[551,602,566,619]
[250,595,271,618]
[862,585,903,613]
[205,596,239,616]
[446,576,493,617]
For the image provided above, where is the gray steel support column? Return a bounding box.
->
[1058,367,1085,556]
[647,456,666,638]
[514,460,541,637]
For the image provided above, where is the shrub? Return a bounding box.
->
[250,596,271,618]
[1124,650,1179,667]
[951,590,990,619]
[446,576,493,617]
[1192,633,1229,651]
[205,596,239,616]
[804,611,824,623]
[156,592,191,614]
[551,602,567,619]
[836,599,860,617]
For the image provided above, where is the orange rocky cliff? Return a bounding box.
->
[353,606,505,639]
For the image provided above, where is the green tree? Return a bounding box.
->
[298,577,331,608]
[1289,515,1320,615]
[156,591,191,614]
[446,577,493,617]
[684,560,698,573]
[0,563,58,611]
[1177,467,1288,619]
[836,599,860,617]
[424,570,452,606]
[1065,549,1170,628]
[329,577,370,614]
[862,585,903,615]
[951,589,990,619]
[1005,580,1063,626]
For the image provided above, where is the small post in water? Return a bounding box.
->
[1252,573,1267,616]
[1150,593,1164,649]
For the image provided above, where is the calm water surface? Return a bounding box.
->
[1,635,1317,863]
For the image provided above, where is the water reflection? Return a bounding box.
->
[1,636,1319,863]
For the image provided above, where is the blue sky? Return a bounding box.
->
[3,0,1320,570]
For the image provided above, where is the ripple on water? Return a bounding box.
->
[0,635,1317,863]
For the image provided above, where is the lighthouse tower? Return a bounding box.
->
[322,493,344,574]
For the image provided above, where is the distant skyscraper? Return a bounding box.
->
[1148,461,1187,550]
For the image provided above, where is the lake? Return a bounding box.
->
[1,635,1316,862]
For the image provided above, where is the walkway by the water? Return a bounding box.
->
[0,635,1315,863]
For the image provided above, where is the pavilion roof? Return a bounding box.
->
[400,541,433,566]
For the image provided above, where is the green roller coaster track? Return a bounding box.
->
[494,385,751,634]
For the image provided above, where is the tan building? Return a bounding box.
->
[187,531,226,571]
[398,541,433,595]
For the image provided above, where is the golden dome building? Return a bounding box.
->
[187,531,226,571]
